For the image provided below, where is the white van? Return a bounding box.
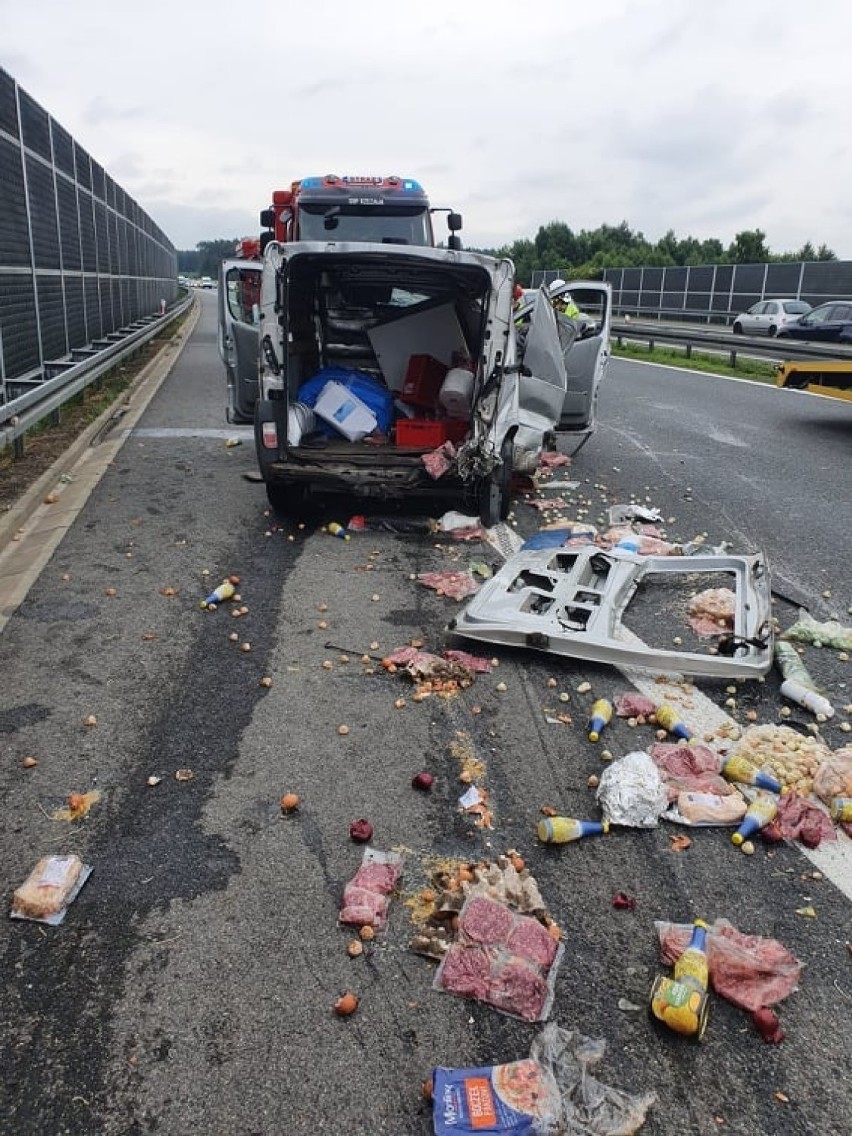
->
[219,243,610,524]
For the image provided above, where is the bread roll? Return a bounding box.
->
[13,855,84,920]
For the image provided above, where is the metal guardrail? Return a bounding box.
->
[0,294,194,455]
[610,322,852,366]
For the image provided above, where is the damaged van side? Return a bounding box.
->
[218,242,610,524]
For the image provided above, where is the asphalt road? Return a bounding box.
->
[1,293,850,1136]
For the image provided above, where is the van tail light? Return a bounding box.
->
[261,422,278,449]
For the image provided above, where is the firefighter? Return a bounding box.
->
[550,281,581,320]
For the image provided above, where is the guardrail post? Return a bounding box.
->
[729,350,737,368]
[685,344,692,360]
[14,435,24,459]
[649,339,654,353]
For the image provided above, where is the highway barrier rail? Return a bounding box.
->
[0,294,193,456]
[610,321,852,368]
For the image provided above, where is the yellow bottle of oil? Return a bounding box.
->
[654,703,693,741]
[586,699,613,743]
[650,919,711,1039]
[536,817,610,844]
[731,793,778,846]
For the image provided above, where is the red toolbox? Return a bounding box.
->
[400,354,448,408]
[395,418,469,448]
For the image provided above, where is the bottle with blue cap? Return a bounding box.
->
[587,698,613,743]
[654,703,693,742]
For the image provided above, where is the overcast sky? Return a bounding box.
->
[2,0,848,257]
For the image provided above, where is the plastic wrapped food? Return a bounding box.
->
[434,895,562,1022]
[595,751,668,828]
[433,1024,655,1135]
[813,747,852,804]
[649,742,733,801]
[687,587,735,636]
[728,724,830,795]
[656,918,801,1012]
[11,855,92,924]
[339,848,402,931]
[781,611,852,650]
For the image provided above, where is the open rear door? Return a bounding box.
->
[218,259,262,424]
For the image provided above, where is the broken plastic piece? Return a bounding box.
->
[449,548,773,678]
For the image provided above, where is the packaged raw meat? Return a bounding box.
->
[338,848,402,931]
[434,894,562,1022]
[671,791,747,826]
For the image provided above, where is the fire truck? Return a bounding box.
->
[259,175,462,250]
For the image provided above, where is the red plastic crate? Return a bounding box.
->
[400,354,448,408]
[395,418,470,448]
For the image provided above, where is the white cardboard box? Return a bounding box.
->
[313,380,378,441]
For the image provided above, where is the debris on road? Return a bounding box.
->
[200,579,236,609]
[280,793,300,814]
[339,847,402,931]
[333,992,359,1016]
[348,819,374,844]
[417,570,480,601]
[537,817,609,844]
[433,892,563,1021]
[11,855,92,924]
[781,611,852,650]
[728,725,830,796]
[432,1022,656,1135]
[656,918,801,1013]
[650,918,711,1038]
[595,752,668,828]
[52,789,101,821]
[615,692,656,719]
[688,587,735,637]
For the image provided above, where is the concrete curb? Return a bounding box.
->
[0,298,200,555]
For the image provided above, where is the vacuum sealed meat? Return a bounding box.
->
[437,944,493,1002]
[488,957,549,1021]
[339,848,402,931]
[506,918,558,968]
[434,893,562,1022]
[459,896,515,944]
[352,861,400,895]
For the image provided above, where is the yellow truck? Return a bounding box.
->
[776,360,852,402]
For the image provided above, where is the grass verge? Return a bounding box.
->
[612,340,779,384]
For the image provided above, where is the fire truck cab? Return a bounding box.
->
[259,175,462,251]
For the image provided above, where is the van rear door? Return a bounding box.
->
[218,259,262,424]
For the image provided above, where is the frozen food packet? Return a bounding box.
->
[432,1058,561,1135]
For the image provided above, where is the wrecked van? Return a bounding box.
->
[218,242,610,523]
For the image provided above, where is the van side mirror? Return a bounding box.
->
[260,208,275,228]
[447,212,463,232]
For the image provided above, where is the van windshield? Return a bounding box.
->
[298,204,433,246]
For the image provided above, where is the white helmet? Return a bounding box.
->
[549,278,566,293]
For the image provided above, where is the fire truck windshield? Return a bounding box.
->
[298,204,432,246]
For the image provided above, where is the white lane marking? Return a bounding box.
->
[121,427,253,439]
[485,533,852,903]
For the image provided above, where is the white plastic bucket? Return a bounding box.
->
[288,402,317,445]
[438,367,474,419]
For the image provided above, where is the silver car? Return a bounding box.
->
[732,298,811,337]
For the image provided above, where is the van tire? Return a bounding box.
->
[479,437,513,527]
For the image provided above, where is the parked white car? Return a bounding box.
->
[732,298,811,337]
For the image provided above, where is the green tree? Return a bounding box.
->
[728,229,769,264]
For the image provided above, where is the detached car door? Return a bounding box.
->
[218,259,262,423]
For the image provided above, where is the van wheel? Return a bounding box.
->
[265,482,309,518]
[479,437,513,527]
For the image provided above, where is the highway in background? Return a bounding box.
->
[0,293,849,1136]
